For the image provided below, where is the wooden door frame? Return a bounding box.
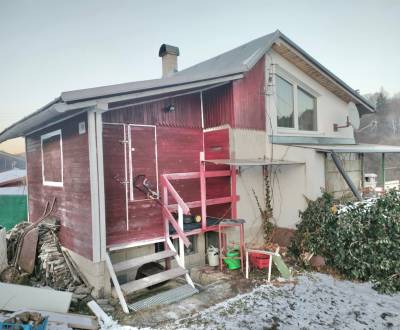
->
[103,122,130,231]
[128,124,159,202]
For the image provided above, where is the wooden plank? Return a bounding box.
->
[167,196,233,211]
[120,267,187,294]
[105,253,129,314]
[113,250,176,273]
[0,283,72,313]
[161,176,190,214]
[162,206,191,247]
[164,170,231,180]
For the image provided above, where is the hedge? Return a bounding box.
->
[289,191,400,294]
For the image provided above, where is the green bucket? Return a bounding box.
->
[224,250,241,270]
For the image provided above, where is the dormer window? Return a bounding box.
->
[276,73,318,132]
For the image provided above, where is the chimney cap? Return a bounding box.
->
[159,44,180,57]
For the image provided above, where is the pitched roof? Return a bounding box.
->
[0,30,374,143]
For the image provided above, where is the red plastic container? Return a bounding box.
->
[249,252,270,270]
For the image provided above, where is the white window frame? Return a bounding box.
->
[275,67,319,134]
[41,129,63,187]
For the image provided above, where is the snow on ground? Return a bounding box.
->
[167,273,400,330]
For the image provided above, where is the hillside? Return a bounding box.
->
[355,90,400,182]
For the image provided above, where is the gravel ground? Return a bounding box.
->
[167,272,400,330]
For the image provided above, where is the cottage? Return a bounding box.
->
[1,30,399,312]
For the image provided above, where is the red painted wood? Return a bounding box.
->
[203,84,234,128]
[104,93,202,128]
[200,152,207,230]
[26,114,93,260]
[230,166,237,219]
[163,170,230,180]
[162,205,191,247]
[160,175,190,214]
[130,125,157,200]
[204,129,230,161]
[103,124,127,239]
[232,57,266,130]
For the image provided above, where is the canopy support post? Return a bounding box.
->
[381,153,386,192]
[331,151,362,201]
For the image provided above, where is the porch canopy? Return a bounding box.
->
[293,143,400,154]
[205,158,304,166]
[294,143,400,201]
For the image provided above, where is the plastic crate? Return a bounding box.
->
[0,317,48,330]
[249,252,270,270]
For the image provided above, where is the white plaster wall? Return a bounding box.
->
[266,144,325,229]
[265,50,355,141]
[230,129,267,246]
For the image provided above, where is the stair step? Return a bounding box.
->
[121,267,187,295]
[128,284,199,312]
[113,250,177,273]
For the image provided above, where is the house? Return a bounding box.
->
[0,168,27,230]
[0,151,26,173]
[1,30,399,312]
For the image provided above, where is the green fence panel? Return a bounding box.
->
[0,195,27,230]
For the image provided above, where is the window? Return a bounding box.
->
[276,75,294,128]
[275,72,318,132]
[298,87,317,131]
[41,130,63,187]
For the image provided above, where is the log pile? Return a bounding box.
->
[3,218,93,305]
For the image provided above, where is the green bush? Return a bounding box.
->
[289,191,400,294]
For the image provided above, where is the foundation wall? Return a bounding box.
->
[66,248,111,298]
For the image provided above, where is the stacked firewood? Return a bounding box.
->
[4,218,93,304]
[35,218,93,303]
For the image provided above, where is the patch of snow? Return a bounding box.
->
[169,273,400,329]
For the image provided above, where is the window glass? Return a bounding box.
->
[276,75,294,128]
[298,87,317,131]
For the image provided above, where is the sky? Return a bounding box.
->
[0,0,399,153]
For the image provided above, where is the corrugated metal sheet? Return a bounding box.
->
[294,144,400,153]
[232,57,265,130]
[203,84,234,128]
[104,93,202,128]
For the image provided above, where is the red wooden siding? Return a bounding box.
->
[42,133,62,183]
[232,56,266,130]
[204,128,230,161]
[203,84,234,128]
[26,114,93,260]
[103,124,127,243]
[202,59,265,131]
[103,93,202,128]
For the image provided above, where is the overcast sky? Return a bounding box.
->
[0,0,399,153]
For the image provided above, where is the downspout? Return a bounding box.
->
[330,151,362,201]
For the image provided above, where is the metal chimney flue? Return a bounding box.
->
[159,44,180,78]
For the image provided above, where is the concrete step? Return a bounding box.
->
[121,267,187,295]
[113,250,177,273]
[128,284,199,312]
